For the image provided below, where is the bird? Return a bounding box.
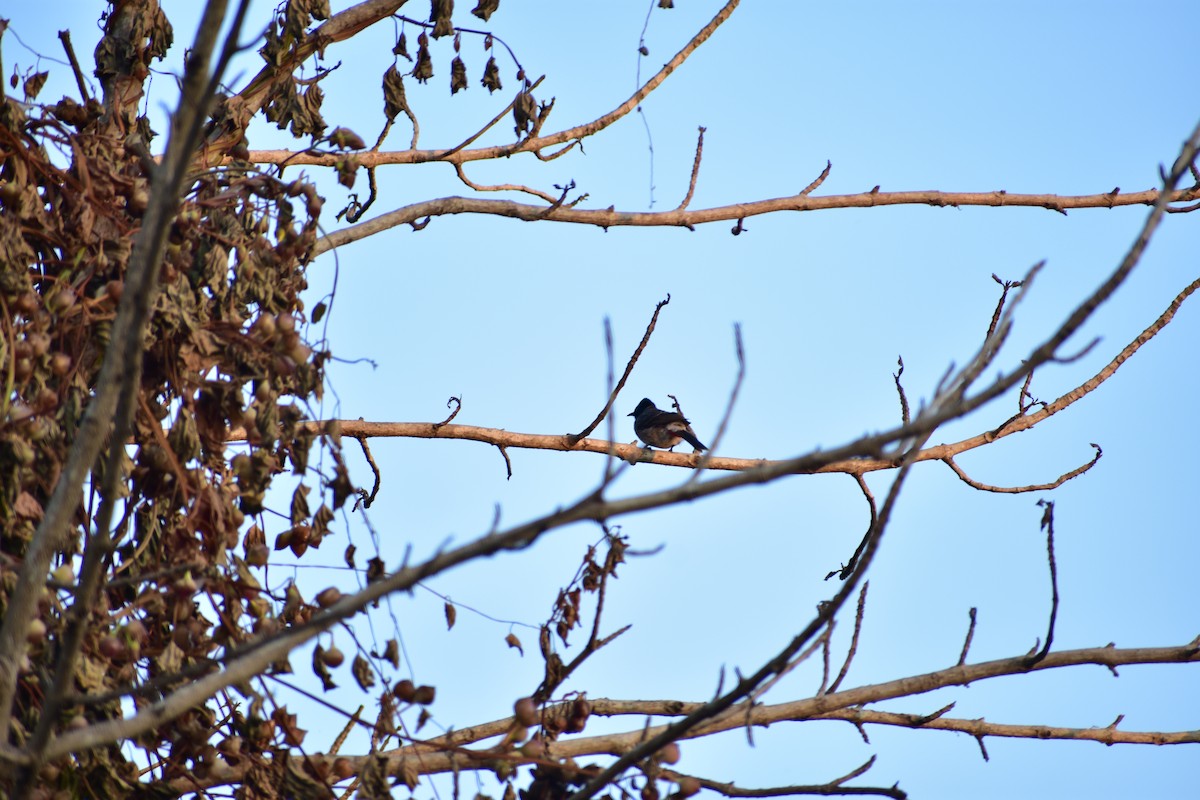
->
[628,398,708,452]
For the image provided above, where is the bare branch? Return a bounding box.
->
[1026,500,1060,667]
[674,126,706,212]
[942,444,1102,493]
[353,435,382,508]
[568,295,671,445]
[892,356,909,426]
[225,235,1189,476]
[827,583,869,694]
[56,30,90,102]
[453,161,560,204]
[957,608,978,667]
[670,760,906,800]
[817,707,1200,747]
[310,186,1200,256]
[278,268,1200,480]
[145,638,1200,793]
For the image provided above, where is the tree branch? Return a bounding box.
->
[815,706,1200,747]
[269,263,1200,479]
[146,638,1200,794]
[309,186,1200,256]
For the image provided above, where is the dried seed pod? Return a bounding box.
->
[25,618,47,646]
[395,679,417,702]
[514,696,538,726]
[321,645,345,667]
[315,587,342,608]
[333,757,355,780]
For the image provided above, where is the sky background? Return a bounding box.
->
[7,2,1200,797]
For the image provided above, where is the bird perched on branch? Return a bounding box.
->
[628,398,708,452]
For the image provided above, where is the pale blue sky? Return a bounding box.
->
[7,2,1199,797]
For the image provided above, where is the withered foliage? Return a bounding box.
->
[0,1,368,796]
[0,0,552,792]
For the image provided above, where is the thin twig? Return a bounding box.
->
[454,161,560,204]
[567,295,671,445]
[432,396,462,429]
[440,75,547,160]
[355,435,382,508]
[817,706,1200,748]
[687,323,746,480]
[892,356,909,426]
[671,757,905,799]
[943,444,1102,493]
[1026,501,1059,667]
[798,161,832,197]
[674,126,706,212]
[828,476,877,581]
[958,608,978,667]
[828,582,869,694]
[57,30,91,102]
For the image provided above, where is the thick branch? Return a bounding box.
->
[310,187,1200,255]
[151,639,1200,793]
[370,639,1200,763]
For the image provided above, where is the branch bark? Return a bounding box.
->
[310,187,1200,256]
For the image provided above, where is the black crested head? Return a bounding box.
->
[629,398,656,417]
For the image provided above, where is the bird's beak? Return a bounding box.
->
[626,411,635,416]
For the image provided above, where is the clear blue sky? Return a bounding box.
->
[7,2,1199,797]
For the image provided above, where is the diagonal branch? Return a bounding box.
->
[567,295,671,445]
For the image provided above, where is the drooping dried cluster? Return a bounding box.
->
[0,4,356,792]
